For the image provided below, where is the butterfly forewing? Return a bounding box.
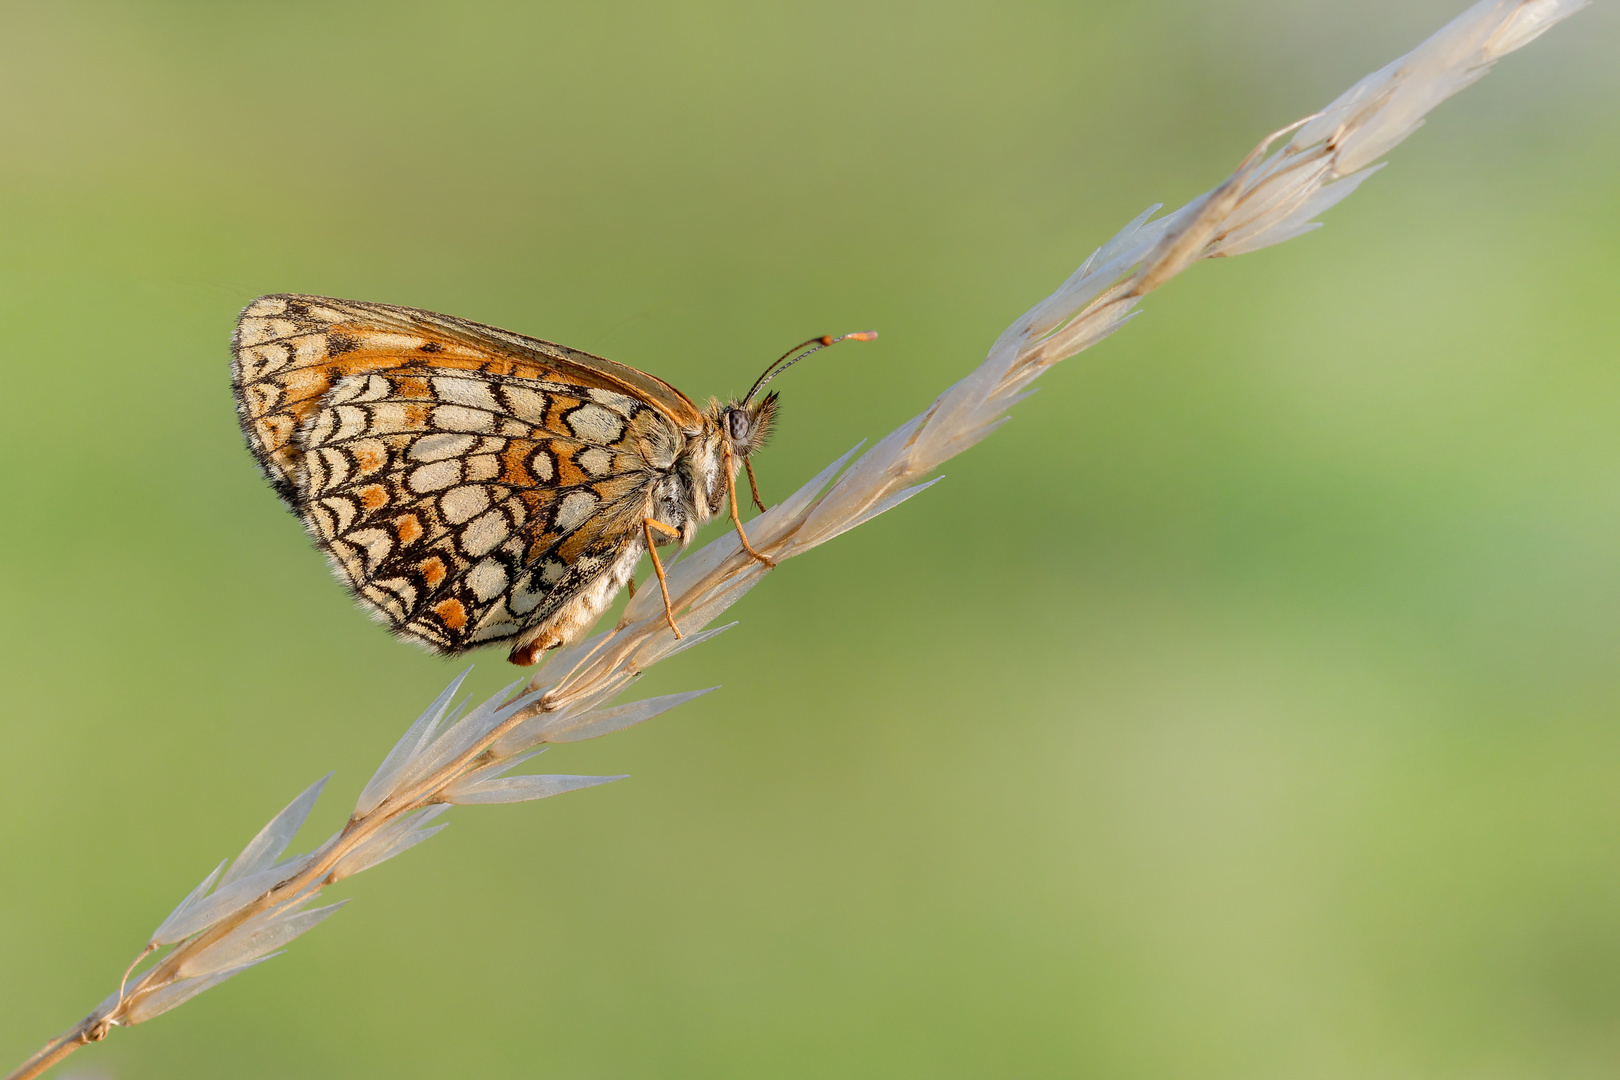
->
[231,294,703,503]
[231,294,705,656]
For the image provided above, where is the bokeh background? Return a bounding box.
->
[1,1,1616,1077]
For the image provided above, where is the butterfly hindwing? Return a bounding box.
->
[232,294,702,655]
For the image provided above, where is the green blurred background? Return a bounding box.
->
[1,1,1616,1077]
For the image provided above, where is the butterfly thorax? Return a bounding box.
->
[664,423,723,544]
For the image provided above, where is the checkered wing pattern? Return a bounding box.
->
[231,294,697,653]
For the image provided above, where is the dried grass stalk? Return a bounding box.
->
[4,2,1585,1077]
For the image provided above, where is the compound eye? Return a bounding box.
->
[728,409,749,441]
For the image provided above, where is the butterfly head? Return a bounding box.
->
[719,392,780,457]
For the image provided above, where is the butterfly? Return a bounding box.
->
[230,295,874,665]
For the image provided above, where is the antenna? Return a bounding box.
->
[741,330,878,405]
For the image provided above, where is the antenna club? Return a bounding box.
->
[844,331,879,342]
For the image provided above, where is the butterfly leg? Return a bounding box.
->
[723,445,777,568]
[642,517,684,639]
[744,455,767,514]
